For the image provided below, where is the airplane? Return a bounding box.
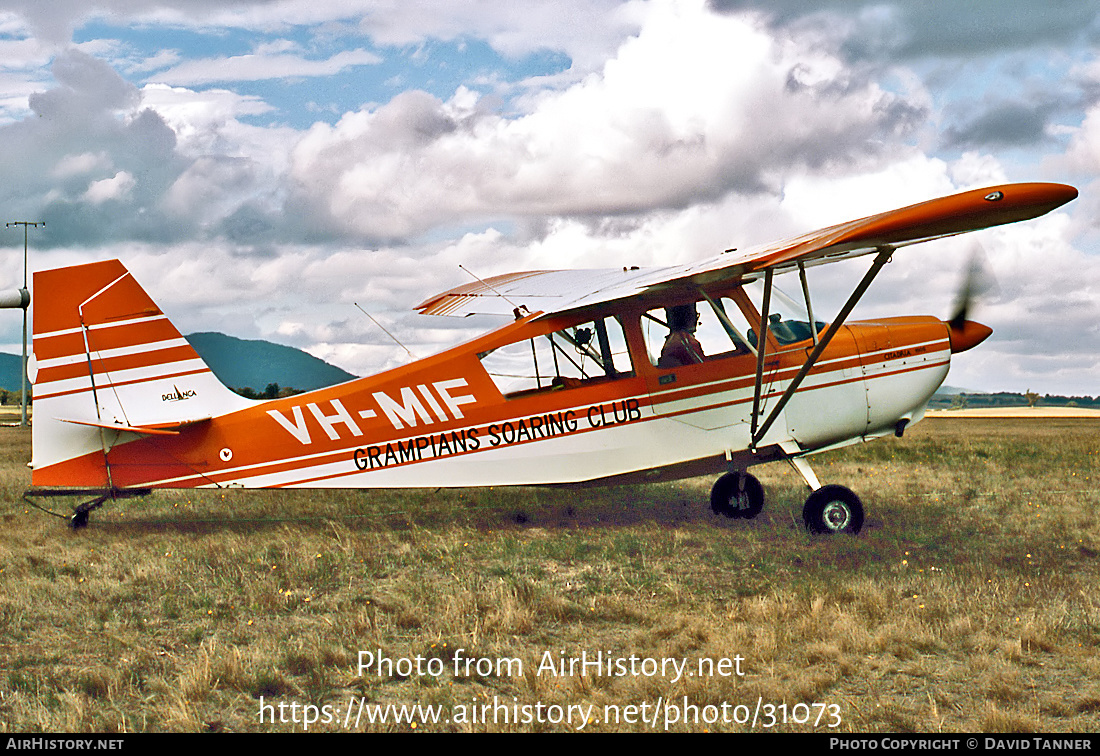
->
[21,181,1077,530]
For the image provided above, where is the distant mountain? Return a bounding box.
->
[0,352,21,393]
[185,332,357,393]
[934,384,981,396]
[0,333,357,395]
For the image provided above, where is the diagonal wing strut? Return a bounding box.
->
[749,246,895,450]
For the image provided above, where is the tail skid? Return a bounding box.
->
[31,259,251,488]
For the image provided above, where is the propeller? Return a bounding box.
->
[946,243,996,354]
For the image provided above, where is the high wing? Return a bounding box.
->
[415,182,1078,319]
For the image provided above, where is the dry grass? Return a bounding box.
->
[1,418,1098,732]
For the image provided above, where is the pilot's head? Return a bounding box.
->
[666,303,698,332]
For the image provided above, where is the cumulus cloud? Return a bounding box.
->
[0,49,184,245]
[82,170,135,203]
[288,2,923,240]
[153,47,383,86]
[351,0,638,70]
[942,100,1058,150]
[4,0,636,74]
[0,49,305,248]
[709,1,1100,60]
[29,47,139,116]
[1063,105,1100,175]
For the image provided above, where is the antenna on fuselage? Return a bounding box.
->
[353,303,418,360]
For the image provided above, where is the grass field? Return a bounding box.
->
[1,418,1098,733]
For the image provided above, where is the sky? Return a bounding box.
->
[0,0,1097,396]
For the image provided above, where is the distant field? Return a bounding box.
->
[1,418,1098,733]
[0,406,26,425]
[929,407,1100,418]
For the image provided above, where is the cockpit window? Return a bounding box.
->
[479,316,633,396]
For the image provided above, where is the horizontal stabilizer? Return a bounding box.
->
[57,416,212,436]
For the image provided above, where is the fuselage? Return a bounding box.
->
[32,294,959,491]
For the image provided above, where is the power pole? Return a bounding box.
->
[6,221,41,427]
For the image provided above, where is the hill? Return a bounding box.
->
[0,333,357,396]
[184,332,357,393]
[0,352,21,395]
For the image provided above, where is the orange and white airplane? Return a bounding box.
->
[24,182,1077,530]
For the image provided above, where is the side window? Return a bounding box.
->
[479,316,633,396]
[739,280,825,349]
[641,298,754,368]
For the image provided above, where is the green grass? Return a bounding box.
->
[1,418,1098,732]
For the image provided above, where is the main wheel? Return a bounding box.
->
[802,485,864,534]
[710,472,764,519]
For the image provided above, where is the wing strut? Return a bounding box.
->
[749,267,774,442]
[750,246,894,449]
[797,261,819,346]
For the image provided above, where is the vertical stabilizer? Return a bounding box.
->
[31,259,251,487]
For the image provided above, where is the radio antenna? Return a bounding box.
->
[459,264,529,318]
[354,303,417,360]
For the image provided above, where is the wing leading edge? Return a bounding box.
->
[415,182,1078,319]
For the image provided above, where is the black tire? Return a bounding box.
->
[710,472,764,519]
[802,485,864,534]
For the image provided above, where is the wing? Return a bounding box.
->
[415,182,1077,318]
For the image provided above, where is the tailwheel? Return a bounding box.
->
[70,510,91,529]
[802,485,864,535]
[710,472,764,519]
[69,493,110,529]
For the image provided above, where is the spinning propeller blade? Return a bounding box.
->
[947,243,997,353]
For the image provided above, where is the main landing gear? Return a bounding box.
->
[710,471,764,519]
[801,484,864,535]
[709,465,864,535]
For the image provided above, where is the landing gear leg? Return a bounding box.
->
[710,471,764,519]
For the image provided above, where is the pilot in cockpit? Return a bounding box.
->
[658,303,705,367]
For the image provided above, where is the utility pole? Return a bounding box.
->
[6,221,41,427]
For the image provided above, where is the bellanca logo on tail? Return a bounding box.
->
[162,385,197,402]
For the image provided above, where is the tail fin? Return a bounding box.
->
[31,259,250,487]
